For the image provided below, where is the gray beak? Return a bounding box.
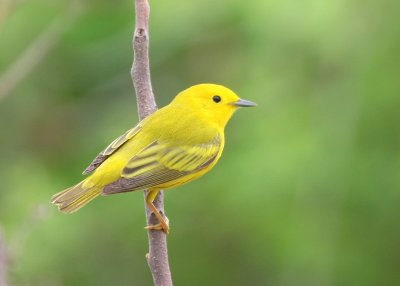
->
[233,98,257,107]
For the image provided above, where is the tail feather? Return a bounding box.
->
[51,181,101,213]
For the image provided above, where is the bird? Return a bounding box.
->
[51,84,256,233]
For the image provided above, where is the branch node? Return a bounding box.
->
[136,28,146,37]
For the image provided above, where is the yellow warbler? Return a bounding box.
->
[51,84,256,233]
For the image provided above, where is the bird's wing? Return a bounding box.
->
[82,124,142,175]
[102,135,221,194]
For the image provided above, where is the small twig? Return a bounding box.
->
[0,227,8,286]
[0,1,84,102]
[131,1,173,285]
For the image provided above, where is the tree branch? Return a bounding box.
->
[131,1,173,285]
[0,227,7,286]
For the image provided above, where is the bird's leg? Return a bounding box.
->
[144,190,169,234]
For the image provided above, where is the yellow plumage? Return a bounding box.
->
[51,84,256,232]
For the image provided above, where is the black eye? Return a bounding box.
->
[212,95,221,103]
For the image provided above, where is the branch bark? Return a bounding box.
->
[131,1,173,285]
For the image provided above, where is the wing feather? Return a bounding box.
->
[82,124,142,175]
[102,135,221,194]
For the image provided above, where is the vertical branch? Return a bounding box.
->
[0,227,7,286]
[131,1,173,285]
[132,0,157,118]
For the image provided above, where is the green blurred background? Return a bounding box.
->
[1,0,399,285]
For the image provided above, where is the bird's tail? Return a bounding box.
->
[51,181,101,213]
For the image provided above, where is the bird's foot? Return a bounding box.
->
[145,215,170,234]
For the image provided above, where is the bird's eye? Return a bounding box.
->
[212,95,221,103]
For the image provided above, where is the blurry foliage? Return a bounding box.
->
[1,0,400,285]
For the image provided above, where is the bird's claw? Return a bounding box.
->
[145,216,170,234]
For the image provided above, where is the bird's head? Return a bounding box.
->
[172,84,257,129]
